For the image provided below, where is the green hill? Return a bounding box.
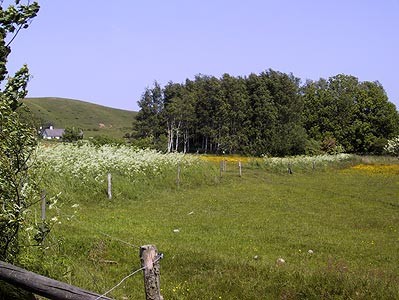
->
[21,97,137,138]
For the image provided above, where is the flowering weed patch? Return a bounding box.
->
[200,154,355,172]
[349,164,399,175]
[36,143,200,183]
[261,153,354,172]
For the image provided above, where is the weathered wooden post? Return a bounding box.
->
[41,191,46,221]
[223,160,227,172]
[287,163,293,174]
[107,173,112,200]
[312,161,316,171]
[238,161,242,177]
[140,245,163,300]
[220,160,223,177]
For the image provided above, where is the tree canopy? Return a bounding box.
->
[134,71,399,156]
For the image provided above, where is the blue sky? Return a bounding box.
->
[7,0,399,111]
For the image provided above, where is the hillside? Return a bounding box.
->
[22,97,137,138]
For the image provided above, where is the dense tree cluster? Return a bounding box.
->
[62,126,83,142]
[303,75,399,154]
[133,70,399,156]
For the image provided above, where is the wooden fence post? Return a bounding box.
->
[107,173,112,200]
[140,245,163,300]
[220,160,223,177]
[223,160,227,172]
[287,163,293,174]
[238,161,242,177]
[41,191,46,221]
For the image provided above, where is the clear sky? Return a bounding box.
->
[7,0,399,111]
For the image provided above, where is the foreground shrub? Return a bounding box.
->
[384,136,399,157]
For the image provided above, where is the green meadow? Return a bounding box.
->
[18,150,399,300]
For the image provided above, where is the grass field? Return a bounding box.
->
[20,151,399,299]
[22,97,136,138]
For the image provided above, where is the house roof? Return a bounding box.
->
[43,128,65,138]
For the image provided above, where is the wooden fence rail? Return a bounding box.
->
[0,260,112,299]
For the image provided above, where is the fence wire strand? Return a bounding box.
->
[95,254,163,299]
[97,230,139,249]
[58,211,141,249]
[95,265,146,300]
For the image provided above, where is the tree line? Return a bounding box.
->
[132,70,399,156]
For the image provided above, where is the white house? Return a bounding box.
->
[41,126,65,140]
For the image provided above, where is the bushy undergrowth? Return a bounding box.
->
[384,135,399,157]
[256,153,356,173]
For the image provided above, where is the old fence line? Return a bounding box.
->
[0,244,163,300]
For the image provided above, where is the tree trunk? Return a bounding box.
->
[175,121,182,152]
[167,121,174,153]
[183,129,188,154]
[175,129,179,152]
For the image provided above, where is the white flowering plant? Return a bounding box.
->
[261,153,354,173]
[36,144,201,184]
[384,136,399,157]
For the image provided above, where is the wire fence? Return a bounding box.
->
[59,213,146,297]
[95,253,164,300]
[29,206,162,299]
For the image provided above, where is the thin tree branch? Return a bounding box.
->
[6,21,27,48]
[6,0,33,47]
